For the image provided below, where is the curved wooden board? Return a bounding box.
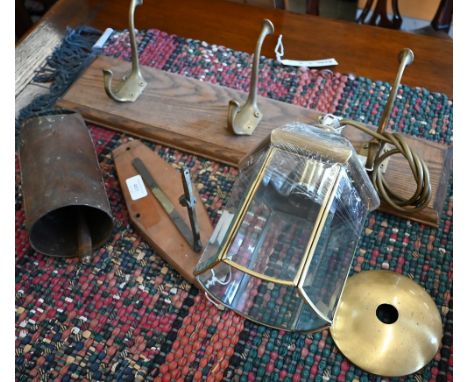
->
[112,140,213,286]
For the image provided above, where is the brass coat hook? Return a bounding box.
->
[378,48,414,135]
[339,48,431,213]
[365,48,414,169]
[103,0,147,103]
[227,19,274,135]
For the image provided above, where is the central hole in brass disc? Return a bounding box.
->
[376,303,399,324]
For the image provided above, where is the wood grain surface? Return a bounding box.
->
[112,140,213,286]
[342,128,452,227]
[58,56,323,167]
[16,0,452,99]
[61,56,451,226]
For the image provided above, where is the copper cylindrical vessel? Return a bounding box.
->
[19,111,113,259]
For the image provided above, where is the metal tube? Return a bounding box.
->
[19,111,113,259]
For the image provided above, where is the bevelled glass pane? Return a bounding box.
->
[224,149,340,282]
[194,150,269,275]
[197,263,328,331]
[301,169,368,320]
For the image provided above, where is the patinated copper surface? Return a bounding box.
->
[19,111,113,258]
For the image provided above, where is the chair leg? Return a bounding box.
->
[356,0,402,29]
[305,0,319,15]
[273,0,286,9]
[356,0,374,24]
[431,0,452,32]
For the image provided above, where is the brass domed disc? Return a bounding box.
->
[330,270,443,377]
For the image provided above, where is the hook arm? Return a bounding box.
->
[128,0,142,75]
[247,19,274,105]
[378,48,414,135]
[227,19,274,135]
[102,0,147,103]
[365,48,414,169]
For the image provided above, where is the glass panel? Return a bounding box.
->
[301,169,368,320]
[194,149,269,274]
[197,264,328,331]
[224,149,340,282]
[194,210,234,274]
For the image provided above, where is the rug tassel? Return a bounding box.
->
[16,26,103,144]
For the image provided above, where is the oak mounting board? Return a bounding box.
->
[58,55,322,168]
[60,56,452,227]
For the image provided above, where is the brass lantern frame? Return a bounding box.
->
[194,127,359,329]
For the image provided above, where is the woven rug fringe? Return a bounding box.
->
[16,26,102,142]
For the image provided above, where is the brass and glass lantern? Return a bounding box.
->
[194,123,380,332]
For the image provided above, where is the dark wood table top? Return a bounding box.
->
[15,0,452,101]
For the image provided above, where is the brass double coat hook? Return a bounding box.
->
[103,0,147,103]
[227,19,275,135]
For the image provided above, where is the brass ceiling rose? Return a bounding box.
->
[330,270,443,377]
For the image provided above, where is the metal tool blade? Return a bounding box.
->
[179,167,203,252]
[132,158,194,247]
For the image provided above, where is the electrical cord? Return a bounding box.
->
[339,118,431,213]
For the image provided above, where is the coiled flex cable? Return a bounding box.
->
[340,117,431,213]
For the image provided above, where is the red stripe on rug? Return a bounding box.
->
[155,295,245,381]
